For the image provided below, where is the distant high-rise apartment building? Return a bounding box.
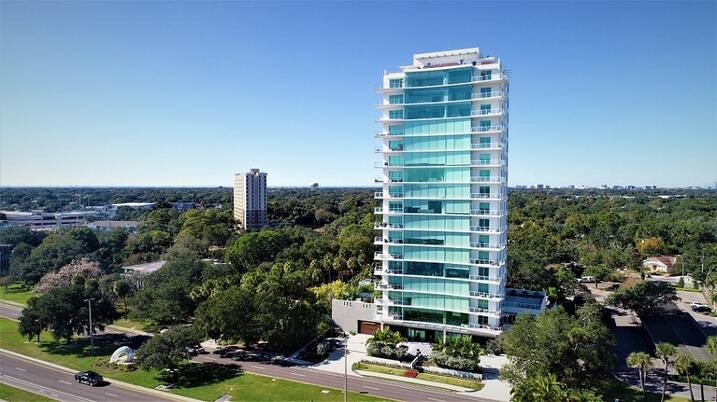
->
[234,169,267,230]
[373,48,544,341]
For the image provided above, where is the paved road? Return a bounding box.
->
[193,353,493,402]
[643,303,712,361]
[1,301,495,401]
[0,302,21,320]
[0,351,172,402]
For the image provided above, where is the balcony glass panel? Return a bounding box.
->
[403,245,470,264]
[403,134,471,151]
[403,184,469,198]
[403,118,471,135]
[403,215,470,231]
[389,94,404,104]
[404,167,469,182]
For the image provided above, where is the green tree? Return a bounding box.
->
[583,265,612,289]
[626,351,652,394]
[606,281,677,317]
[194,285,260,347]
[113,279,133,317]
[674,353,696,402]
[131,253,204,324]
[17,283,117,343]
[135,325,200,382]
[501,302,614,388]
[655,342,677,402]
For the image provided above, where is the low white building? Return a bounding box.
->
[642,256,677,273]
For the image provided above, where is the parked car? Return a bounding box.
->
[215,346,238,357]
[577,276,594,283]
[74,371,103,386]
[691,303,711,313]
[186,344,205,356]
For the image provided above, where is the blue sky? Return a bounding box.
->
[1,1,715,187]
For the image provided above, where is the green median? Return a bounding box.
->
[0,318,386,401]
[0,383,56,402]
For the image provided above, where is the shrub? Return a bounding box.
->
[486,337,503,355]
[366,342,409,361]
[431,349,481,372]
[677,277,685,288]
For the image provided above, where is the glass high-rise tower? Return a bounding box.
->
[373,48,539,340]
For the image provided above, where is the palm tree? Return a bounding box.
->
[707,336,717,355]
[365,328,405,347]
[510,374,567,402]
[655,342,677,402]
[627,351,652,393]
[707,337,717,402]
[674,354,696,402]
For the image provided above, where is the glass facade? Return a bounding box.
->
[376,49,509,336]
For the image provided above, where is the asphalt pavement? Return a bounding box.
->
[642,302,712,361]
[193,353,493,402]
[0,301,497,402]
[0,351,173,402]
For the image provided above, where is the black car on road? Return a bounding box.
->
[74,371,103,386]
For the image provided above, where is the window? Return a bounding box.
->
[480,87,492,98]
[480,70,492,80]
[389,79,403,88]
[480,104,491,114]
[389,110,404,119]
[389,94,404,104]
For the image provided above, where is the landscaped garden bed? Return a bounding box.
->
[352,361,484,390]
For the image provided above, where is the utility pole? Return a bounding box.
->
[84,298,95,349]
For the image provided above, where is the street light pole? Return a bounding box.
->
[84,298,95,349]
[344,333,348,402]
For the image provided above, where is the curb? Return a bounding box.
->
[0,348,202,402]
[0,300,26,308]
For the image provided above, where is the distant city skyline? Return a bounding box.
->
[1,1,715,188]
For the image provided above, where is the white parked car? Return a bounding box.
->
[691,303,711,313]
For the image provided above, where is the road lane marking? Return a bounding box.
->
[427,398,446,402]
[58,380,72,385]
[362,385,379,390]
[289,372,306,377]
[15,367,26,372]
[0,374,97,402]
[105,392,119,397]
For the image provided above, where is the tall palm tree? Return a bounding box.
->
[655,342,677,402]
[706,337,717,402]
[627,351,652,394]
[707,336,717,355]
[674,354,696,402]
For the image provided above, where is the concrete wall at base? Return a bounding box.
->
[331,299,377,334]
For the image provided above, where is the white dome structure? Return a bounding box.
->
[110,346,134,364]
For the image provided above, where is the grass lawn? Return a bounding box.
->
[0,318,385,402]
[0,383,56,402]
[0,283,34,305]
[112,317,150,332]
[353,361,483,390]
[598,377,690,402]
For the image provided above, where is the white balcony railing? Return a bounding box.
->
[471,259,502,266]
[471,91,504,99]
[471,125,503,133]
[470,226,502,233]
[470,108,503,116]
[469,291,503,299]
[470,210,503,216]
[471,143,502,150]
[469,275,502,282]
[470,193,500,199]
[470,176,503,183]
[469,242,502,249]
